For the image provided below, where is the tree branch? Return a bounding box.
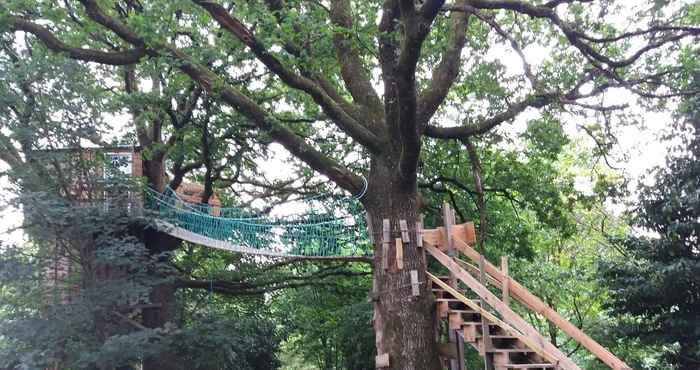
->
[329,0,384,115]
[192,0,384,153]
[457,0,700,69]
[416,0,469,126]
[424,93,557,139]
[7,16,146,65]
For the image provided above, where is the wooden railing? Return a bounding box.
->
[422,220,632,370]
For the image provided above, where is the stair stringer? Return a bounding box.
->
[428,272,558,364]
[425,244,582,370]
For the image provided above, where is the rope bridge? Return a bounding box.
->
[143,187,372,258]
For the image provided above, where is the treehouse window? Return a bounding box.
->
[105,153,132,177]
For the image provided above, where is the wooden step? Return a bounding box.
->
[495,365,556,369]
[493,348,539,366]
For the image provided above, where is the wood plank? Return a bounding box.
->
[480,254,494,359]
[382,219,390,271]
[410,269,420,296]
[416,220,423,248]
[375,353,389,368]
[502,256,510,307]
[395,238,403,270]
[442,203,454,257]
[449,311,463,331]
[427,272,560,366]
[450,237,631,370]
[399,219,409,242]
[425,245,581,370]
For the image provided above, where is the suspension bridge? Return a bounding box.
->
[143,187,372,258]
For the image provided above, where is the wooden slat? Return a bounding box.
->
[399,219,409,243]
[416,220,423,248]
[425,245,580,370]
[410,269,420,296]
[442,203,454,257]
[395,238,403,270]
[479,254,494,358]
[502,256,510,307]
[427,272,559,366]
[382,219,390,271]
[375,353,389,368]
[450,237,631,370]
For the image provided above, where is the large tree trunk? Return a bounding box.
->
[363,157,441,370]
[138,161,184,370]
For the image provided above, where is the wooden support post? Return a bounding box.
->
[457,331,466,370]
[399,219,409,243]
[442,203,454,257]
[442,203,457,288]
[395,238,404,270]
[480,254,495,370]
[449,312,465,370]
[443,204,461,370]
[410,269,420,296]
[382,219,390,271]
[501,256,510,307]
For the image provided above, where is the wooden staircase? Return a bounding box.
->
[418,205,632,370]
[432,277,559,370]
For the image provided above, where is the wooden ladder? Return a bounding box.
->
[421,206,632,370]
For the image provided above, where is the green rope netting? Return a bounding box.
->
[144,187,372,257]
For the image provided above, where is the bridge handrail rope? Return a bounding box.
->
[142,186,372,258]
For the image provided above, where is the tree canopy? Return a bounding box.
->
[1,0,699,369]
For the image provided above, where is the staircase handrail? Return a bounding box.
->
[425,242,582,370]
[426,271,559,365]
[438,227,631,370]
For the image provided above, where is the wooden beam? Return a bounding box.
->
[442,203,455,257]
[425,244,581,370]
[382,219,390,271]
[395,238,404,270]
[416,219,423,248]
[399,219,409,242]
[450,237,631,370]
[410,269,420,296]
[501,256,510,307]
[375,353,390,368]
[479,254,494,362]
[426,272,559,366]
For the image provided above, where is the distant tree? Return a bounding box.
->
[600,79,700,369]
[272,267,373,370]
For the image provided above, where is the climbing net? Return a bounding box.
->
[143,187,372,257]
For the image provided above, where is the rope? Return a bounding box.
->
[143,187,372,258]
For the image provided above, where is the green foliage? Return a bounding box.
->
[272,267,374,370]
[599,76,700,369]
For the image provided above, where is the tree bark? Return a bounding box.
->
[136,161,184,370]
[363,156,441,370]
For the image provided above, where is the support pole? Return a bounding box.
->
[442,203,460,370]
[501,256,510,307]
[480,255,495,370]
